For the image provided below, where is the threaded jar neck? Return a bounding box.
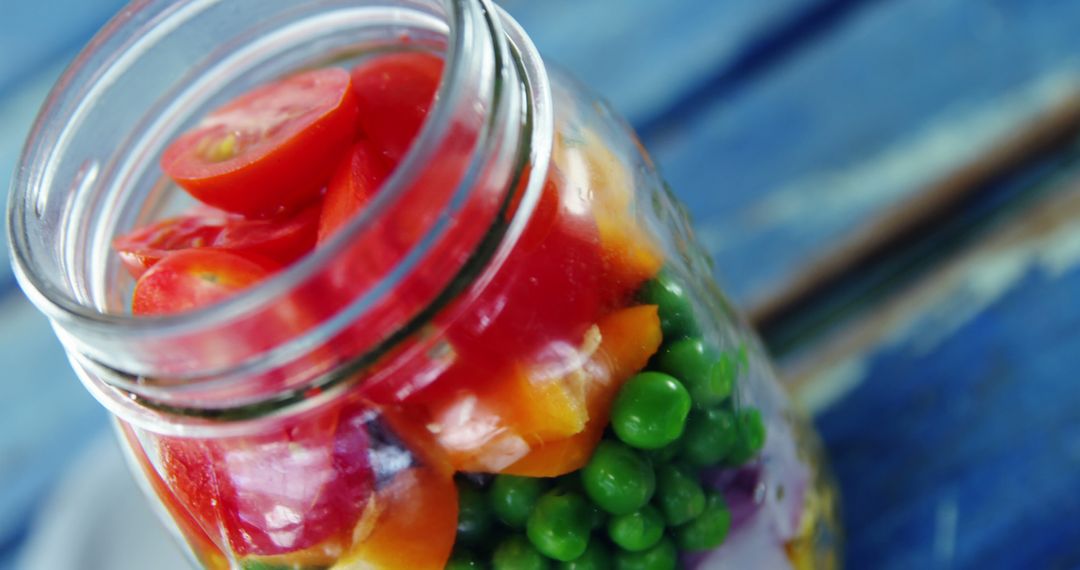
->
[8,0,554,433]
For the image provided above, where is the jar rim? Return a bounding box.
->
[11,0,494,331]
[7,0,555,427]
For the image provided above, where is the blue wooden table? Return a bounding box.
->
[3,1,1080,568]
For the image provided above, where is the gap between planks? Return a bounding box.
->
[749,89,1080,350]
[781,170,1080,414]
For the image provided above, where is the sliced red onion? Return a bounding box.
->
[682,416,810,569]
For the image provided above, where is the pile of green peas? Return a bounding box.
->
[446,273,767,570]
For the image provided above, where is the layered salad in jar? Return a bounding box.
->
[109,44,837,570]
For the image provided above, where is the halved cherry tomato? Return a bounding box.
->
[118,423,230,570]
[306,141,483,375]
[159,405,374,558]
[351,52,443,162]
[359,172,609,426]
[442,171,606,370]
[513,171,562,254]
[115,204,319,278]
[114,213,228,278]
[214,201,320,265]
[132,249,275,315]
[161,68,359,217]
[317,140,391,242]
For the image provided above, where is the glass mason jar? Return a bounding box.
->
[8,0,840,568]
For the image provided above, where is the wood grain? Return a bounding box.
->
[786,177,1080,568]
[645,0,1080,309]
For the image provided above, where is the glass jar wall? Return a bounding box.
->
[8,0,840,568]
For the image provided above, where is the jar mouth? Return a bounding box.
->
[8,0,554,402]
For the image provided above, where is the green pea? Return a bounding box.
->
[613,537,678,570]
[679,408,737,466]
[611,372,692,450]
[491,475,546,528]
[240,562,290,570]
[655,339,734,407]
[607,505,665,552]
[446,548,485,570]
[555,475,605,529]
[457,479,494,544]
[558,540,612,570]
[674,492,731,551]
[526,489,593,561]
[581,441,656,515]
[493,535,551,570]
[241,562,326,570]
[655,463,706,525]
[638,273,699,340]
[725,408,767,465]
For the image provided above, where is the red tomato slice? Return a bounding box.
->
[115,204,319,278]
[159,407,374,557]
[317,140,391,242]
[118,423,230,570]
[215,201,321,265]
[114,213,228,278]
[351,52,443,162]
[161,68,359,217]
[132,249,275,315]
[442,175,606,370]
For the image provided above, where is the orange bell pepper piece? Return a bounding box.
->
[417,305,661,474]
[329,402,458,570]
[331,466,458,570]
[503,304,662,476]
[421,332,597,472]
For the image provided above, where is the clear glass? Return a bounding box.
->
[8,0,841,568]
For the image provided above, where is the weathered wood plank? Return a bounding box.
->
[500,0,824,124]
[787,181,1080,567]
[649,0,1080,309]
